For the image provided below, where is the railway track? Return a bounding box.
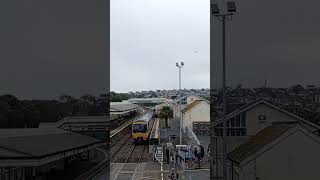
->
[79,110,154,179]
[125,145,146,163]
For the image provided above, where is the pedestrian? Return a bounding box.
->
[195,146,201,167]
[200,145,205,160]
[166,148,170,164]
[190,143,195,160]
[194,146,198,162]
[168,168,179,180]
[207,143,211,155]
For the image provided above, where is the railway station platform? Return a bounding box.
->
[0,127,105,180]
[110,162,210,180]
[159,117,210,170]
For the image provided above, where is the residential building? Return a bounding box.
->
[181,100,210,136]
[228,121,320,180]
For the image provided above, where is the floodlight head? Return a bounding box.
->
[211,3,220,14]
[176,62,179,67]
[227,1,236,13]
[181,62,184,66]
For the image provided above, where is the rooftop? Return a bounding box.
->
[0,128,103,159]
[182,100,205,113]
[110,102,140,112]
[228,122,297,163]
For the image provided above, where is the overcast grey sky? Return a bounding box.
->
[1,0,320,98]
[111,0,210,93]
[212,0,320,89]
[0,0,107,99]
[112,0,320,92]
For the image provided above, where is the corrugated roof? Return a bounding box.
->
[39,116,108,128]
[228,123,297,163]
[110,103,140,112]
[181,100,203,113]
[0,128,102,158]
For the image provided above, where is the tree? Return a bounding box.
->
[159,106,173,127]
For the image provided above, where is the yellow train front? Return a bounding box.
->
[132,111,153,144]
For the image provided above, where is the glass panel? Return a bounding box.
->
[231,118,235,127]
[241,113,246,127]
[235,115,240,127]
[133,124,147,133]
[231,130,235,136]
[236,130,241,136]
[226,129,230,136]
[241,129,246,136]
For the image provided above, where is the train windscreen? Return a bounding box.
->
[133,124,147,133]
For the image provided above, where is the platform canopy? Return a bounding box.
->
[110,101,141,115]
[0,127,104,167]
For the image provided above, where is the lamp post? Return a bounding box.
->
[176,61,184,145]
[211,1,237,179]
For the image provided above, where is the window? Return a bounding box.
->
[235,115,240,127]
[215,114,247,137]
[241,129,246,136]
[133,124,147,133]
[227,120,230,127]
[214,129,222,136]
[231,118,235,127]
[241,113,246,127]
[236,130,241,136]
[231,130,235,136]
[226,129,231,136]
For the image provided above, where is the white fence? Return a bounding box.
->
[184,126,200,145]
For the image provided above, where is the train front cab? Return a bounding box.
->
[132,121,149,144]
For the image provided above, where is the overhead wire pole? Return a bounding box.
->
[179,64,182,145]
[222,14,228,180]
[176,62,184,145]
[211,1,237,179]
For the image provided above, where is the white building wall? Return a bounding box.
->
[237,130,320,180]
[246,104,297,136]
[182,102,210,131]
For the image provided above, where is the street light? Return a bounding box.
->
[176,61,184,145]
[211,1,237,179]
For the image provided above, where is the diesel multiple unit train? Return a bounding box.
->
[132,110,154,143]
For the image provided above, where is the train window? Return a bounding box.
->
[133,124,147,133]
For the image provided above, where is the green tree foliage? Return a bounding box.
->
[159,106,173,127]
[0,94,108,129]
[110,91,129,102]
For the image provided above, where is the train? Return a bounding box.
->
[132,110,154,143]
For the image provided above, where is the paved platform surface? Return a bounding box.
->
[109,162,209,180]
[159,117,210,169]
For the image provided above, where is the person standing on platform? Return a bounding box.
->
[200,144,205,161]
[168,168,179,180]
[166,148,170,164]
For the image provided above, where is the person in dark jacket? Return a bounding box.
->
[166,148,170,164]
[200,145,205,159]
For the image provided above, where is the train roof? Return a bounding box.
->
[134,111,153,122]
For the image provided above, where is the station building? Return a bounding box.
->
[110,101,142,128]
[181,100,210,136]
[39,116,108,140]
[174,94,208,117]
[210,99,320,179]
[128,98,169,107]
[0,128,104,180]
